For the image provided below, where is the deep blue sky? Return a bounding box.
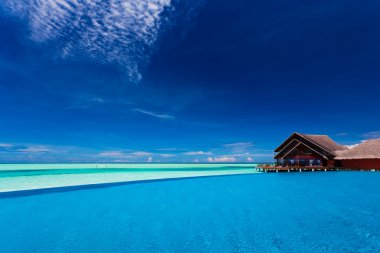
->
[0,0,379,163]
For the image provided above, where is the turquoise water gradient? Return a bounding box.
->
[1,172,380,252]
[0,163,257,192]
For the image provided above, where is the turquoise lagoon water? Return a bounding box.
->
[0,163,257,176]
[0,171,380,252]
[0,163,257,192]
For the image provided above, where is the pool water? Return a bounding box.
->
[0,172,379,252]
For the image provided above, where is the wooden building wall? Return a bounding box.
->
[338,159,380,170]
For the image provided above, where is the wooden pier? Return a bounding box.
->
[257,165,379,173]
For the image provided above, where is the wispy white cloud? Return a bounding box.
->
[0,143,181,163]
[130,151,153,156]
[222,142,254,153]
[0,143,91,163]
[156,148,187,151]
[205,152,272,163]
[345,144,359,149]
[338,131,380,150]
[363,131,380,139]
[98,150,175,160]
[160,154,176,157]
[132,108,174,119]
[2,0,204,82]
[0,143,51,153]
[18,146,52,153]
[0,141,271,163]
[183,151,212,155]
[65,94,106,109]
[207,156,237,163]
[98,151,126,157]
[3,0,173,82]
[344,139,370,149]
[223,142,254,149]
[0,143,13,148]
[130,151,175,158]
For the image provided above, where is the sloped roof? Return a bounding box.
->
[335,139,380,159]
[274,132,348,156]
[300,134,348,154]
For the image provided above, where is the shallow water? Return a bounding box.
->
[0,172,379,252]
[0,163,257,192]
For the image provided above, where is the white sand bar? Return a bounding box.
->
[0,163,258,193]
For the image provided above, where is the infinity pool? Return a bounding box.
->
[0,172,379,252]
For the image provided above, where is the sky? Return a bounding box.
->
[0,0,380,163]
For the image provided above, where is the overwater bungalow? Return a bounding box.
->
[274,133,348,168]
[335,139,380,170]
[264,132,380,172]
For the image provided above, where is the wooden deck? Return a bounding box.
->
[257,165,379,172]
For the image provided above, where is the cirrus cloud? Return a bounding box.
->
[2,0,203,83]
[222,142,254,153]
[132,108,175,120]
[183,151,212,155]
[362,131,380,139]
[0,143,52,153]
[207,156,236,163]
